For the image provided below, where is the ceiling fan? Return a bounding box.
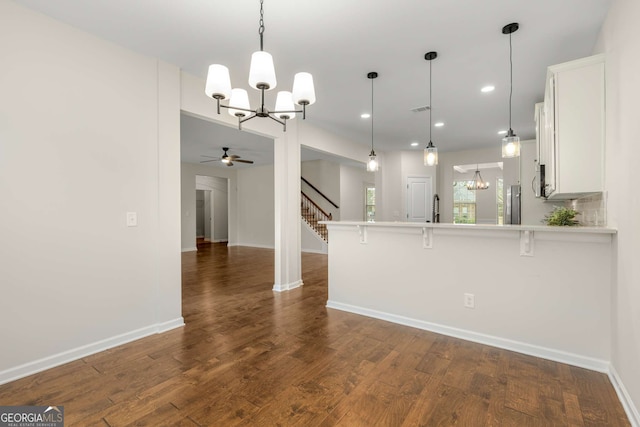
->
[200,147,254,167]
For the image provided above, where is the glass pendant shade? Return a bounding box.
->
[275,91,295,120]
[502,130,521,158]
[292,72,316,105]
[424,141,438,166]
[367,151,379,172]
[227,88,250,117]
[249,51,277,90]
[205,64,232,100]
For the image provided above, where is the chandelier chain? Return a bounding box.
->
[259,0,265,51]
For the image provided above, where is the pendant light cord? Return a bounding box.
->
[508,32,513,131]
[258,0,265,51]
[429,59,433,143]
[371,76,374,152]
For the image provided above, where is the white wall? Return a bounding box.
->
[596,0,640,422]
[340,164,372,221]
[181,163,237,251]
[236,164,275,248]
[0,1,182,382]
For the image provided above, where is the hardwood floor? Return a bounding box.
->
[0,243,630,426]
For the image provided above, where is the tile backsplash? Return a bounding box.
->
[566,192,607,226]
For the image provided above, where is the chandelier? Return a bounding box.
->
[466,166,490,190]
[204,0,316,132]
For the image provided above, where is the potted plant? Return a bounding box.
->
[543,206,580,226]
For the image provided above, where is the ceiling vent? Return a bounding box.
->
[410,105,430,113]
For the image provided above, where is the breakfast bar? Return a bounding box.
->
[322,221,616,372]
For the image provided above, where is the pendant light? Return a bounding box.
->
[205,0,316,132]
[366,72,379,172]
[501,22,520,158]
[466,165,490,190]
[424,51,438,166]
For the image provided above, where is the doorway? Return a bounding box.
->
[195,175,229,246]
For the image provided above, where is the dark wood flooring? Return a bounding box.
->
[0,243,630,426]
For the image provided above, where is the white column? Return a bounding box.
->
[273,123,303,291]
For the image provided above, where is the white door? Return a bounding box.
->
[407,176,432,222]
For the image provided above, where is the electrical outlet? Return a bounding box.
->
[464,293,475,309]
[126,212,138,227]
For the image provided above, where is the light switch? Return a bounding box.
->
[126,212,138,227]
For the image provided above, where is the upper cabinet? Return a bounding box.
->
[536,54,605,200]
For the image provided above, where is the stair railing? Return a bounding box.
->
[301,177,339,209]
[301,191,331,242]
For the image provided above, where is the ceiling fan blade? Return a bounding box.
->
[201,155,218,159]
[228,155,241,160]
[200,159,218,163]
[226,161,233,167]
[234,159,254,164]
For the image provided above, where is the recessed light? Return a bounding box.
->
[410,142,419,147]
[361,113,371,119]
[498,130,508,135]
[434,122,444,127]
[481,85,495,93]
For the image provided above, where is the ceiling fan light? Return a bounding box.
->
[275,91,296,120]
[205,64,232,100]
[228,88,250,118]
[248,51,277,90]
[292,72,316,105]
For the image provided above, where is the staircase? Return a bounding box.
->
[301,191,331,243]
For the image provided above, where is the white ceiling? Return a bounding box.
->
[16,0,611,161]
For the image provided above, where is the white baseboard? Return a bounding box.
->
[0,317,184,386]
[301,248,328,254]
[227,243,275,250]
[326,300,610,373]
[181,247,197,252]
[212,239,228,243]
[609,365,640,427]
[273,279,304,292]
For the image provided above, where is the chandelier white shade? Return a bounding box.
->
[205,65,232,100]
[249,51,277,90]
[228,89,250,118]
[204,0,315,132]
[292,72,316,105]
[275,91,295,120]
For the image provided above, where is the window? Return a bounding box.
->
[453,181,476,223]
[365,186,375,222]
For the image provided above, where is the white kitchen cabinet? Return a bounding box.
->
[539,54,605,200]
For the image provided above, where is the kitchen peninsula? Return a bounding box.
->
[322,221,616,372]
